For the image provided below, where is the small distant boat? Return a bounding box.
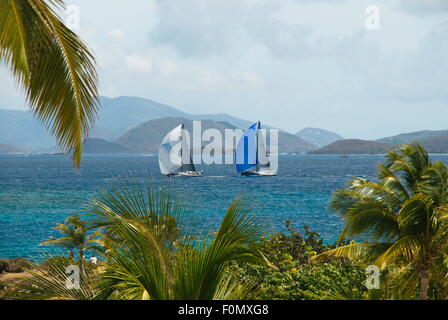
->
[235,121,277,176]
[158,124,203,177]
[339,154,349,158]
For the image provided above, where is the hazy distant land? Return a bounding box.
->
[2,96,448,155]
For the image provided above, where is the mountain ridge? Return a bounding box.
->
[83,138,132,154]
[0,96,291,152]
[377,130,448,145]
[310,139,396,154]
[116,117,317,154]
[5,96,447,155]
[0,143,27,154]
[296,127,344,147]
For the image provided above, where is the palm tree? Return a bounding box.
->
[86,181,266,300]
[313,143,448,300]
[41,214,98,275]
[21,255,100,300]
[0,0,98,167]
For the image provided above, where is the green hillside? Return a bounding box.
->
[310,139,395,154]
[116,117,317,154]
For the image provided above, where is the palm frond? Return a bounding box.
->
[86,180,265,300]
[418,162,448,205]
[40,236,77,249]
[21,256,100,300]
[375,236,420,269]
[176,198,266,300]
[213,275,258,300]
[397,195,432,236]
[339,199,399,240]
[311,242,390,262]
[0,0,99,167]
[377,163,410,201]
[40,213,89,251]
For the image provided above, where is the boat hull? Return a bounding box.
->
[241,170,277,177]
[176,171,203,177]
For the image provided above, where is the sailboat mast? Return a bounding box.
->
[256,121,261,172]
[180,123,184,172]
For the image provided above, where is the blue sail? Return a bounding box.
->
[236,122,258,173]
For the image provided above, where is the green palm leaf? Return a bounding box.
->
[325,143,448,299]
[85,180,266,300]
[375,236,420,269]
[312,242,390,262]
[0,0,98,167]
[339,199,399,240]
[22,256,100,300]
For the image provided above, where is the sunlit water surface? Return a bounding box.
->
[2,154,447,259]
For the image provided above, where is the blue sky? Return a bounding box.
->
[0,0,447,139]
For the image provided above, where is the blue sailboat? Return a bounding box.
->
[235,121,277,176]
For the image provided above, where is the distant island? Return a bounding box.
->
[83,138,132,154]
[116,117,316,154]
[377,130,448,145]
[413,134,448,154]
[296,128,344,148]
[0,96,319,154]
[309,130,448,155]
[2,95,448,155]
[0,143,27,154]
[310,139,394,154]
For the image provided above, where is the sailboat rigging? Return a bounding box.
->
[159,124,202,177]
[235,121,277,176]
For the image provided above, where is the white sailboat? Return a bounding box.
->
[235,121,277,176]
[159,124,203,177]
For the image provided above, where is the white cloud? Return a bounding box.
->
[0,64,26,109]
[2,0,447,139]
[109,28,126,41]
[199,70,219,87]
[237,72,262,87]
[398,0,448,15]
[125,55,153,73]
[158,60,177,78]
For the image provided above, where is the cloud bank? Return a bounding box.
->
[0,0,446,139]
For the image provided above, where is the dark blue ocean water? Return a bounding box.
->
[2,154,446,259]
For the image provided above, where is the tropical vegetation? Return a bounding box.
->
[18,181,267,300]
[313,143,448,300]
[40,213,100,275]
[2,143,448,300]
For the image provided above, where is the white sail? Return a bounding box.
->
[257,127,270,170]
[180,128,196,172]
[159,125,183,175]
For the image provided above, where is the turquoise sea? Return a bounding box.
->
[2,154,447,259]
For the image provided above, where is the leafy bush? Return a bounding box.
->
[229,221,367,300]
